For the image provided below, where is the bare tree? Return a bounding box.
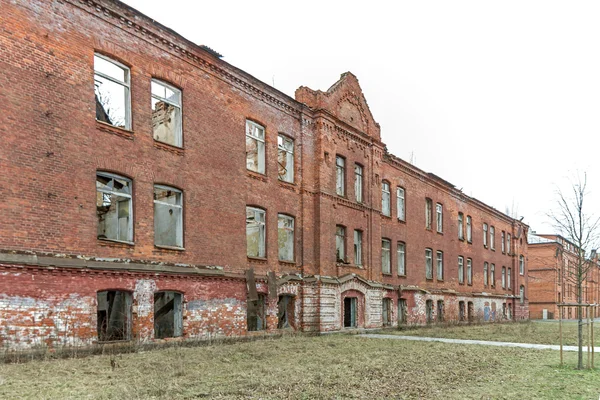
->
[548,172,600,369]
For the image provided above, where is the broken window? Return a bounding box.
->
[343,297,357,328]
[397,242,406,276]
[483,223,488,247]
[436,203,443,232]
[382,298,392,326]
[278,214,294,262]
[436,251,444,280]
[94,54,130,129]
[519,254,525,275]
[425,198,433,229]
[426,299,434,323]
[382,181,391,216]
[484,262,489,286]
[153,185,183,248]
[398,299,407,325]
[277,295,295,329]
[490,263,495,287]
[459,301,465,321]
[336,156,346,196]
[425,248,433,279]
[354,230,363,266]
[151,79,182,147]
[507,267,512,289]
[246,120,265,174]
[355,164,363,203]
[97,290,132,341]
[154,291,183,339]
[466,215,472,242]
[490,226,495,250]
[382,239,391,274]
[246,207,266,258]
[458,212,464,240]
[501,231,506,253]
[437,300,444,322]
[277,134,294,183]
[458,256,464,284]
[96,172,133,242]
[336,225,346,262]
[247,293,267,331]
[507,233,511,254]
[397,187,405,221]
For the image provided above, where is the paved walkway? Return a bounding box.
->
[360,333,600,352]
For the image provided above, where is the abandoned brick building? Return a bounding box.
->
[528,233,600,320]
[0,0,529,349]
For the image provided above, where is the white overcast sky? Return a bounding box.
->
[123,0,600,234]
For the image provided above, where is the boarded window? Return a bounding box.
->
[154,185,183,248]
[151,79,182,147]
[96,173,133,242]
[97,290,132,341]
[94,54,130,129]
[247,293,267,331]
[278,135,294,182]
[344,297,357,328]
[154,291,183,339]
[277,295,295,329]
[246,207,266,258]
[246,120,265,174]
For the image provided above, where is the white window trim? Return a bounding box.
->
[397,187,405,221]
[436,203,443,233]
[382,239,391,274]
[94,53,131,130]
[246,120,266,174]
[382,182,391,216]
[151,79,182,147]
[153,185,183,248]
[277,214,295,262]
[397,242,406,276]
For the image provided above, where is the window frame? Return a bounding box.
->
[490,226,495,250]
[490,263,495,287]
[519,255,525,275]
[277,134,295,183]
[436,250,444,280]
[246,206,266,258]
[245,120,266,174]
[508,267,512,289]
[507,233,511,254]
[96,171,134,244]
[381,181,391,217]
[354,229,363,266]
[397,241,406,276]
[501,231,506,253]
[397,187,405,221]
[458,256,464,284]
[151,78,183,147]
[153,184,184,248]
[483,223,488,248]
[335,155,346,197]
[466,215,472,243]
[381,238,392,275]
[425,248,433,280]
[425,198,433,230]
[467,258,473,285]
[484,262,489,287]
[336,225,347,262]
[354,164,363,203]
[277,213,295,262]
[436,203,443,233]
[501,266,506,289]
[458,212,464,240]
[94,53,131,130]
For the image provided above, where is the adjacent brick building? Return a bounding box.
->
[528,233,600,320]
[0,0,529,350]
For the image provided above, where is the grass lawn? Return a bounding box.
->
[395,320,600,346]
[1,333,600,399]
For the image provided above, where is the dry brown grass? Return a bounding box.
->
[1,333,599,399]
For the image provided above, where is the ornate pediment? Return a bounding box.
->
[295,72,381,140]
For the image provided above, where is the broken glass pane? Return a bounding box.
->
[95,74,128,129]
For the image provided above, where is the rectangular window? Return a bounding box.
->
[502,266,506,288]
[483,223,488,247]
[425,198,433,229]
[382,239,391,274]
[507,234,511,254]
[355,164,363,203]
[508,267,512,289]
[436,203,443,233]
[382,182,391,216]
[520,255,524,275]
[437,300,444,322]
[425,248,433,279]
[397,242,406,276]
[458,213,464,240]
[97,290,132,341]
[436,251,444,280]
[96,172,133,243]
[467,258,473,285]
[501,231,506,253]
[151,79,182,147]
[153,185,183,248]
[278,214,294,261]
[490,263,495,287]
[336,156,346,196]
[277,135,294,183]
[246,120,265,174]
[246,207,266,258]
[458,256,464,284]
[397,187,405,221]
[354,230,362,266]
[336,225,346,261]
[490,226,495,250]
[484,262,489,286]
[466,215,472,242]
[94,54,131,130]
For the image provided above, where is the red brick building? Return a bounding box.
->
[0,0,529,350]
[528,233,600,320]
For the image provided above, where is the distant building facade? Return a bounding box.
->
[0,0,528,350]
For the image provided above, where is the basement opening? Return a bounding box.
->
[344,297,357,328]
[459,301,466,321]
[382,298,392,326]
[154,291,183,339]
[398,299,407,325]
[97,290,132,341]
[437,300,444,322]
[426,299,434,323]
[277,294,295,329]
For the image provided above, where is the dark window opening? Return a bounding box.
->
[398,299,407,325]
[344,297,357,328]
[467,301,474,322]
[247,293,267,331]
[154,291,183,339]
[426,299,434,323]
[459,301,466,321]
[97,290,132,341]
[437,300,444,322]
[277,294,295,329]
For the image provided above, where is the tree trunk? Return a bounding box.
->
[578,280,583,369]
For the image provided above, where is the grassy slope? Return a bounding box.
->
[1,334,599,399]
[396,321,600,346]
